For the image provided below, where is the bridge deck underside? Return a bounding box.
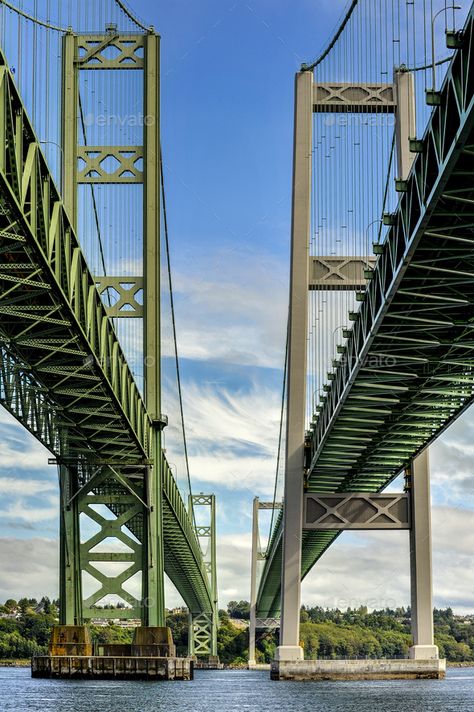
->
[257,9,474,618]
[0,53,212,615]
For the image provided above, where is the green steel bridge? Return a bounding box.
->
[0,1,217,658]
[1,0,474,673]
[252,0,474,667]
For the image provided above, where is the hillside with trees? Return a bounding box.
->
[0,598,473,664]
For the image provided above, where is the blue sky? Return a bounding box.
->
[0,0,473,613]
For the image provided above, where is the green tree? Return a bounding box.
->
[227,601,250,620]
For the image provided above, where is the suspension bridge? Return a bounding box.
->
[249,0,474,680]
[0,0,218,675]
[0,0,472,684]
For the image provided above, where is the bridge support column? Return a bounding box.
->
[144,425,166,627]
[248,496,259,666]
[187,494,219,661]
[275,69,312,663]
[408,450,439,660]
[395,77,437,660]
[141,31,166,628]
[394,68,416,180]
[59,463,82,625]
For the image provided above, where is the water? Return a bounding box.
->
[1,667,474,712]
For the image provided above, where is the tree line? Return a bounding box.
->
[0,597,473,664]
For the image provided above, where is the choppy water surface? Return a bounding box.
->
[1,667,474,712]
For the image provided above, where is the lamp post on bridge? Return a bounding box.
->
[427,4,461,104]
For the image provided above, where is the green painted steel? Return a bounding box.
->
[0,47,214,621]
[258,7,474,617]
[188,494,219,657]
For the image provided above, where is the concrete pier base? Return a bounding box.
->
[194,655,223,669]
[409,644,440,660]
[32,655,193,680]
[274,645,304,661]
[271,657,446,681]
[32,624,191,680]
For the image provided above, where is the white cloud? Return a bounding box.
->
[429,411,474,506]
[0,538,59,601]
[0,477,57,497]
[163,380,283,495]
[299,506,474,614]
[169,249,288,369]
[0,407,51,472]
[0,496,58,524]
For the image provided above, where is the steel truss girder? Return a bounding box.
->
[258,8,474,618]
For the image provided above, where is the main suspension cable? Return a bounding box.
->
[113,0,149,31]
[408,55,452,72]
[266,316,288,555]
[0,0,67,32]
[160,151,196,529]
[78,92,108,280]
[301,0,359,71]
[1,0,151,33]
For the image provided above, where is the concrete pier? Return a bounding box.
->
[194,655,223,669]
[32,624,192,681]
[32,655,193,680]
[271,657,446,681]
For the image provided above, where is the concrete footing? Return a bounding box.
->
[32,624,192,681]
[32,655,193,680]
[270,657,446,681]
[194,655,223,670]
[248,663,271,670]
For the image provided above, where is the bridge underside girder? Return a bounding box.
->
[258,9,474,617]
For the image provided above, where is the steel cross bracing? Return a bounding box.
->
[0,49,213,618]
[187,494,218,657]
[258,7,474,618]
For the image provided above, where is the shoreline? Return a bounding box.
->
[447,662,474,668]
[0,660,31,668]
[2,660,474,671]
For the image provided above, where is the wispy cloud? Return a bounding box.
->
[0,496,58,524]
[163,380,282,496]
[0,410,51,472]
[169,249,288,369]
[0,477,57,497]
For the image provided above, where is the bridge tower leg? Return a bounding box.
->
[248,496,259,666]
[275,70,313,663]
[143,32,165,628]
[58,459,82,625]
[188,495,219,661]
[395,70,438,658]
[60,29,165,626]
[408,450,439,659]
